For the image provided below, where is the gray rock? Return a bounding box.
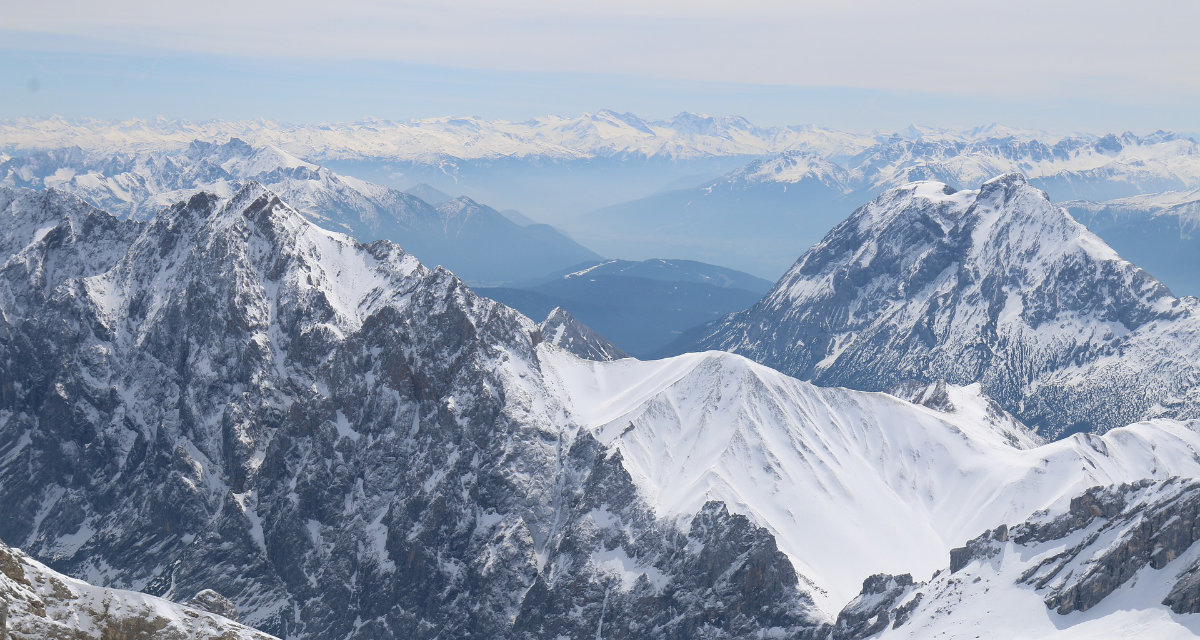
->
[186,589,241,623]
[0,185,820,639]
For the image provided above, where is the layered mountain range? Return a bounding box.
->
[4,115,1196,221]
[2,176,1200,638]
[679,174,1200,436]
[0,112,873,162]
[580,131,1200,276]
[0,139,599,285]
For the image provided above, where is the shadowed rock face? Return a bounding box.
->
[0,539,276,640]
[683,174,1200,437]
[0,185,819,639]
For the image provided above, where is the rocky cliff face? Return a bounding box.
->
[0,184,817,639]
[684,174,1200,436]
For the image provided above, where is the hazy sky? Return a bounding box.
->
[3,0,1198,132]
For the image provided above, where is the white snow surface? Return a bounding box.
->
[539,346,1200,616]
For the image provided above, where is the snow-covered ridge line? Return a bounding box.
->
[5,114,1191,165]
[0,112,876,161]
[539,346,1200,615]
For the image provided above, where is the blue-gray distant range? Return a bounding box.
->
[6,116,1199,292]
[477,258,772,357]
[0,133,772,355]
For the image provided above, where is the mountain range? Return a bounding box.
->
[5,116,1197,226]
[1067,188,1200,296]
[575,131,1200,277]
[3,175,1200,638]
[0,139,599,285]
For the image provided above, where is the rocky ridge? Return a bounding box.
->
[827,479,1200,639]
[0,539,275,640]
[0,184,819,638]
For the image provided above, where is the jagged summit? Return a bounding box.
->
[0,140,601,284]
[537,306,628,361]
[84,181,427,338]
[683,173,1200,436]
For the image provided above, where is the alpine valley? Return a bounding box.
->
[1,117,1199,639]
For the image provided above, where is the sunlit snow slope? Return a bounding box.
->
[541,347,1200,614]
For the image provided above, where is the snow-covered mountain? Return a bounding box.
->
[3,183,1200,638]
[850,131,1200,200]
[0,112,875,162]
[0,139,600,284]
[537,307,628,361]
[0,539,276,639]
[679,174,1200,436]
[544,350,1200,614]
[0,185,822,638]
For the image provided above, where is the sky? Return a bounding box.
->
[2,0,1198,133]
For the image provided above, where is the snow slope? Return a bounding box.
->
[858,478,1200,639]
[541,347,1200,614]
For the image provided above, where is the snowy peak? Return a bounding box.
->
[691,173,1200,435]
[726,150,852,191]
[0,187,140,319]
[537,306,628,361]
[82,182,425,345]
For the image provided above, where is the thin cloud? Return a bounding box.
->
[5,0,1198,97]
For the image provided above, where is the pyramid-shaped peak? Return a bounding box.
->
[539,306,627,361]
